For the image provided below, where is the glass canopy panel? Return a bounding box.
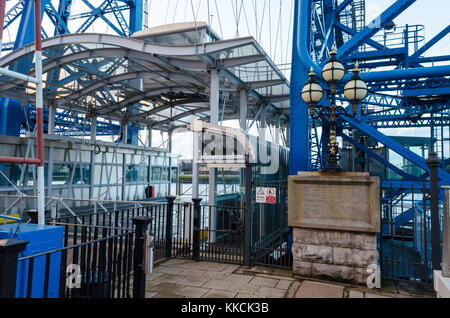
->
[255,84,290,96]
[207,44,259,60]
[230,60,280,83]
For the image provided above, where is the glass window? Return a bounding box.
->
[126,164,148,183]
[151,166,169,182]
[52,164,71,185]
[72,165,91,184]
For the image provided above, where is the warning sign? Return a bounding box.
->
[255,187,277,204]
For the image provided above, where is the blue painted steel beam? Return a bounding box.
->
[129,0,143,34]
[335,0,353,14]
[341,132,419,181]
[289,0,311,173]
[342,115,450,183]
[410,25,450,60]
[336,0,417,60]
[334,22,385,51]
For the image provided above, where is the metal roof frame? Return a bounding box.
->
[0,32,290,132]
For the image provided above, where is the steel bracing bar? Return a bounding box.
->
[410,25,450,60]
[342,115,450,183]
[336,0,417,60]
[341,133,420,181]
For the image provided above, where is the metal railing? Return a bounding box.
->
[0,207,152,298]
[17,223,135,298]
[380,181,444,284]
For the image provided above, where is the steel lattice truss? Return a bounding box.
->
[290,0,450,185]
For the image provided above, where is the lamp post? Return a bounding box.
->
[301,47,368,172]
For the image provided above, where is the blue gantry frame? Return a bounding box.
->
[290,0,450,189]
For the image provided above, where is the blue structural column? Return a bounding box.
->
[289,0,311,174]
[129,0,143,34]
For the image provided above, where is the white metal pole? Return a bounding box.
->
[192,130,199,198]
[35,0,45,225]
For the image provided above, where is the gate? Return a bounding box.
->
[379,182,434,283]
[250,179,292,268]
[247,145,292,269]
[161,198,245,265]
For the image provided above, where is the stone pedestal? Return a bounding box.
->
[288,172,380,285]
[434,270,450,298]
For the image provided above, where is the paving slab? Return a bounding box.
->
[235,293,259,298]
[295,281,344,298]
[224,274,254,284]
[348,290,364,298]
[203,279,234,290]
[163,259,196,266]
[179,269,207,277]
[149,282,184,294]
[275,280,293,290]
[147,272,164,281]
[202,290,238,298]
[156,273,185,284]
[193,262,231,272]
[154,293,185,298]
[221,264,241,276]
[156,265,186,275]
[254,286,287,298]
[178,276,211,287]
[176,286,211,298]
[249,276,279,288]
[285,281,302,298]
[227,281,259,294]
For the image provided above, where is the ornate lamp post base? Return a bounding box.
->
[324,165,343,173]
[323,159,343,172]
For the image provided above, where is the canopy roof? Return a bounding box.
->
[0,24,290,132]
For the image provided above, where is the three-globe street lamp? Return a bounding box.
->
[301,47,368,172]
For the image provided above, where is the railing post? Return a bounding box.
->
[426,151,441,271]
[0,239,28,298]
[244,162,252,266]
[165,196,176,258]
[443,187,450,277]
[192,198,202,261]
[131,216,152,298]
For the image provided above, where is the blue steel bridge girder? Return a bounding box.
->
[24,105,121,136]
[290,0,450,180]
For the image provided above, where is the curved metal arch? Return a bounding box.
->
[94,86,206,116]
[0,47,207,92]
[127,97,209,121]
[55,70,206,106]
[156,107,210,127]
[0,33,256,68]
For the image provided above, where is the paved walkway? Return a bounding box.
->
[145,259,435,298]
